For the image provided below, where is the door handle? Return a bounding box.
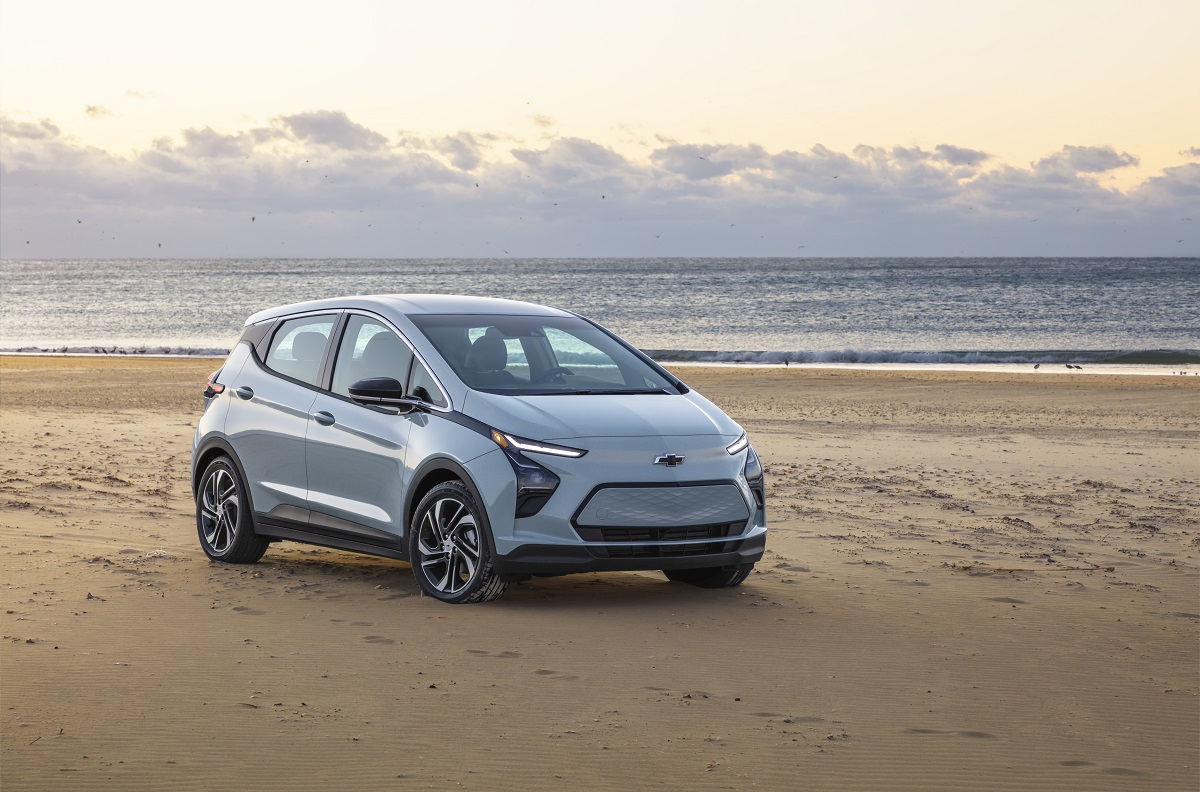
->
[313,411,336,426]
[234,386,254,400]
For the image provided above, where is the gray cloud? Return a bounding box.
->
[1,116,61,139]
[436,132,484,170]
[1182,147,1200,158]
[935,144,989,166]
[1034,144,1138,173]
[1,111,1195,257]
[84,105,113,119]
[530,114,556,128]
[276,110,387,150]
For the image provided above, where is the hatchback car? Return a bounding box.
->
[192,295,766,603]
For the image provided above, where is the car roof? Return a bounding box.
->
[245,294,574,325]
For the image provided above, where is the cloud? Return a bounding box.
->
[1,116,61,140]
[1034,144,1138,173]
[530,114,556,128]
[275,110,387,150]
[1182,147,1200,159]
[179,126,257,158]
[934,144,989,167]
[1,110,1195,257]
[84,105,113,119]
[436,132,484,170]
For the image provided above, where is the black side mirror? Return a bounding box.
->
[348,377,424,411]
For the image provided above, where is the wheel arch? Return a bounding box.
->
[404,457,497,556]
[192,437,256,515]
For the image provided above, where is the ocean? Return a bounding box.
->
[1,257,1197,372]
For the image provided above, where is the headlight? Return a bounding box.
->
[491,430,585,518]
[491,430,587,458]
[726,432,749,455]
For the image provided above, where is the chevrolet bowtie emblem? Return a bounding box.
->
[654,454,685,467]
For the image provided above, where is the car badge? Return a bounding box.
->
[654,454,685,467]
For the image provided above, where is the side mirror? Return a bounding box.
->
[348,377,423,411]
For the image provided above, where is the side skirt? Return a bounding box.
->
[254,513,409,563]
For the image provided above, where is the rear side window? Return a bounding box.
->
[265,315,336,386]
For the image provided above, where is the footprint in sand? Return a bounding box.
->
[958,731,996,739]
[231,606,265,616]
[986,597,1026,604]
[1058,760,1093,767]
[905,728,953,734]
[349,621,373,626]
[362,635,395,644]
[534,669,579,681]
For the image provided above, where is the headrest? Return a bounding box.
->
[291,331,327,362]
[360,331,406,372]
[465,329,508,372]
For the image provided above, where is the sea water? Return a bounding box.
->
[1,258,1197,371]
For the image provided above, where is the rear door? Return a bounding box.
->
[223,313,337,523]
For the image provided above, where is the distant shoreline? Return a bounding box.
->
[2,349,1194,377]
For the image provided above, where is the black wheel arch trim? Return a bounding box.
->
[192,437,261,534]
[404,456,499,558]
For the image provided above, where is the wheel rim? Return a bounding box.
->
[416,497,481,595]
[200,468,239,554]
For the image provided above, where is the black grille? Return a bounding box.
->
[575,521,743,559]
[574,521,738,543]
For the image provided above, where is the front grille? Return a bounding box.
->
[575,521,738,543]
[588,540,742,559]
[576,521,743,559]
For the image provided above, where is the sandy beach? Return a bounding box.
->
[1,356,1196,791]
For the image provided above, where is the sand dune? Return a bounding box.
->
[2,357,1197,790]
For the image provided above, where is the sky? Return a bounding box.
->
[1,0,1197,258]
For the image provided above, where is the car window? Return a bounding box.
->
[411,314,676,395]
[264,315,336,386]
[331,315,414,397]
[408,358,448,407]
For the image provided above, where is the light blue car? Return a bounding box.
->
[192,295,766,603]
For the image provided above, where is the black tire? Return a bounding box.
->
[409,481,508,604]
[663,564,754,589]
[196,456,268,564]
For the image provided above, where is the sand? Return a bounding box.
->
[1,356,1197,791]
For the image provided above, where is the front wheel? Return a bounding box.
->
[409,481,508,603]
[663,564,754,589]
[196,456,268,563]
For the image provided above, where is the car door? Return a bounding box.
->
[304,314,416,541]
[223,312,337,523]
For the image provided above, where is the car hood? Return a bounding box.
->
[461,389,742,442]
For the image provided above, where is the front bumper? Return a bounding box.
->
[492,529,766,577]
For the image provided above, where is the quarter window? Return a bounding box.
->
[264,315,335,386]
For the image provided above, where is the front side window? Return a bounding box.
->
[264,315,336,386]
[331,315,414,397]
[410,314,677,395]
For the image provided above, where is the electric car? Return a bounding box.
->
[192,295,766,603]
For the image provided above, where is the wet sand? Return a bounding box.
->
[2,356,1197,790]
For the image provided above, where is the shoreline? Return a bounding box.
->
[1,350,1194,377]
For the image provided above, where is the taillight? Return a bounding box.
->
[204,369,225,398]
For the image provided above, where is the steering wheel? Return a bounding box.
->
[531,366,574,383]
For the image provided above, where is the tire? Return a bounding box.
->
[663,564,754,589]
[196,456,268,564]
[409,481,508,604]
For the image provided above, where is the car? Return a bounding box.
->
[192,295,766,603]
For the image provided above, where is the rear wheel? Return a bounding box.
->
[196,456,268,563]
[663,564,754,588]
[409,481,507,603]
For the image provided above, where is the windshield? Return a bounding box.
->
[410,314,680,395]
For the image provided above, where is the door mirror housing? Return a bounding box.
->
[347,377,424,411]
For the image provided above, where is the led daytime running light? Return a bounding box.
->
[726,433,749,455]
[492,430,586,458]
